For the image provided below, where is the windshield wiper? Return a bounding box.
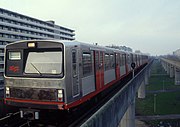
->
[30,63,42,75]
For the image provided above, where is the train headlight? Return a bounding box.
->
[9,52,21,60]
[28,42,36,48]
[6,87,10,96]
[57,89,63,102]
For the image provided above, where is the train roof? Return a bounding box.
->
[5,40,148,56]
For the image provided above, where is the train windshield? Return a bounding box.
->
[25,51,62,75]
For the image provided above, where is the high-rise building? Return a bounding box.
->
[0,8,75,86]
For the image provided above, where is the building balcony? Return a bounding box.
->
[0,68,4,73]
[0,45,5,49]
[0,22,56,36]
[0,29,52,40]
[0,61,4,64]
[60,34,75,40]
[0,22,75,40]
[0,13,75,37]
[0,13,55,31]
[0,53,4,57]
[0,76,4,81]
[0,37,19,42]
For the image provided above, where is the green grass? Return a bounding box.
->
[136,60,180,126]
[136,94,154,115]
[146,59,180,91]
[136,92,180,115]
[146,75,179,91]
[136,59,180,116]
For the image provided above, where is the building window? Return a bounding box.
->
[0,10,3,14]
[8,27,12,31]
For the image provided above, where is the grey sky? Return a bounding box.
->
[1,0,180,55]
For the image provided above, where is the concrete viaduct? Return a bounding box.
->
[80,60,153,127]
[161,58,180,85]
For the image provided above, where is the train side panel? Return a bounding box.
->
[81,49,96,96]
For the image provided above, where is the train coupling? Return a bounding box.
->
[20,108,40,120]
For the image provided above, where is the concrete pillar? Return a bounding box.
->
[138,80,145,98]
[119,98,135,127]
[164,62,167,72]
[167,64,170,75]
[149,69,151,78]
[163,62,166,71]
[161,61,163,68]
[170,65,174,78]
[175,68,180,85]
[145,73,149,85]
[161,62,164,70]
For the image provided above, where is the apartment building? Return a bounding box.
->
[0,8,75,85]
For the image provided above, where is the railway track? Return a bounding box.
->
[0,111,27,127]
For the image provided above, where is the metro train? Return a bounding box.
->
[4,40,148,119]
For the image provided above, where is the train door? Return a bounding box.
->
[130,53,134,70]
[115,53,120,79]
[94,51,104,90]
[121,53,127,76]
[72,49,80,97]
[125,54,129,74]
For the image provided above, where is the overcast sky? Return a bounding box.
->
[1,0,180,55]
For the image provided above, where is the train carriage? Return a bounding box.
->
[4,40,148,119]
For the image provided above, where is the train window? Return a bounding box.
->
[9,51,21,60]
[72,51,76,64]
[110,54,115,68]
[104,53,110,70]
[135,55,137,64]
[82,52,92,76]
[100,52,103,67]
[131,54,133,63]
[120,54,122,66]
[72,50,77,76]
[25,51,62,74]
[127,55,130,64]
[121,54,126,66]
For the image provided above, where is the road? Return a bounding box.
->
[136,114,180,121]
[147,88,180,94]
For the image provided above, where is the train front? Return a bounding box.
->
[4,40,66,119]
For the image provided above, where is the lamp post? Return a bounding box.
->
[163,80,165,91]
[154,94,157,113]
